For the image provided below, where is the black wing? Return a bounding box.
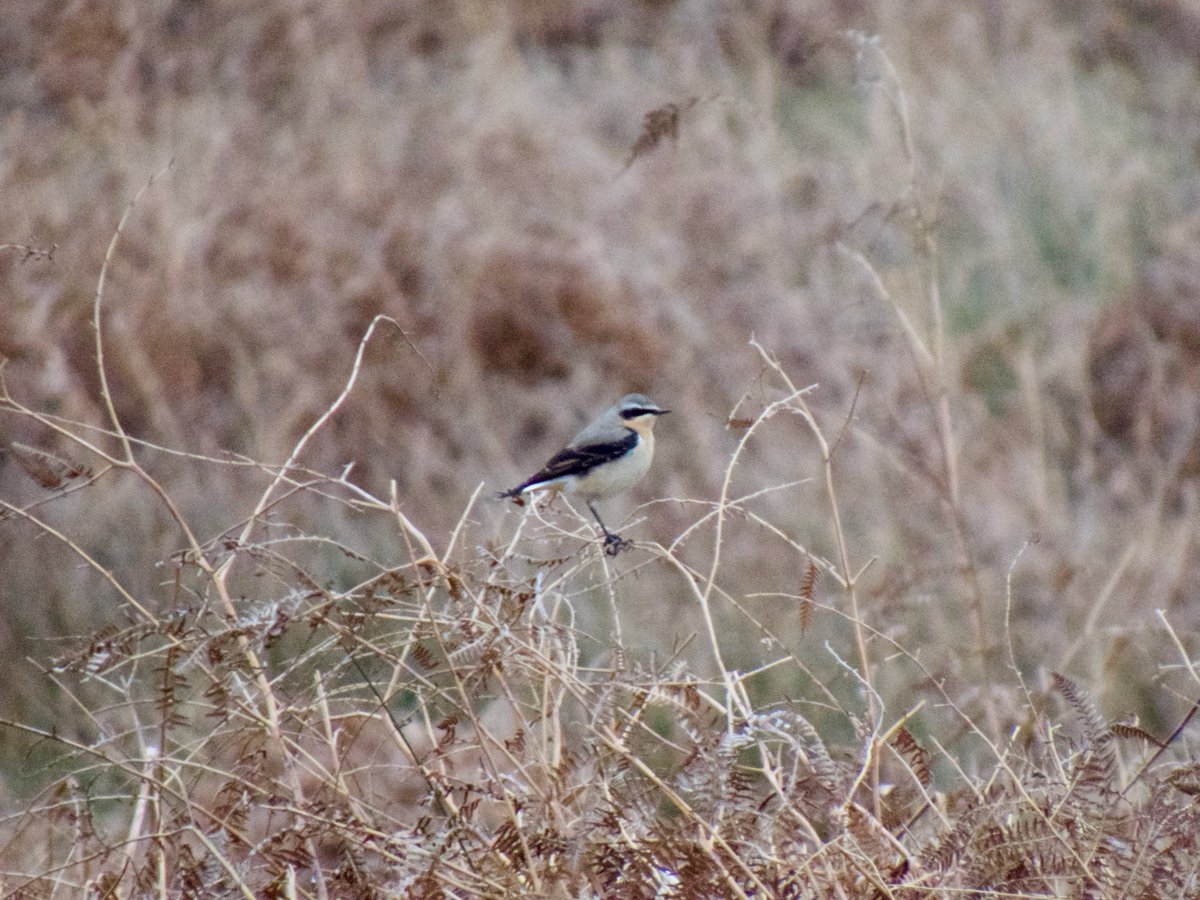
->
[501,431,637,497]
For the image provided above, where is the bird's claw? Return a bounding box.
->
[603,532,632,557]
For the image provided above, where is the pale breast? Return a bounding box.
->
[573,432,654,499]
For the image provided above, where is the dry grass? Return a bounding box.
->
[4,0,1200,895]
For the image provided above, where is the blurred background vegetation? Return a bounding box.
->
[3,0,1200,782]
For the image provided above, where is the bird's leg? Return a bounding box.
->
[587,501,630,556]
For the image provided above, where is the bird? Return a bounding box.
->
[499,393,670,555]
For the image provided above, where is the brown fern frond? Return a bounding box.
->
[799,556,818,632]
[915,815,972,878]
[411,642,437,670]
[156,644,188,726]
[491,819,523,860]
[445,570,466,602]
[8,442,92,489]
[376,568,411,597]
[552,750,579,792]
[962,813,1073,892]
[1165,763,1200,795]
[843,802,905,874]
[435,713,459,752]
[1109,722,1165,748]
[504,728,526,756]
[800,556,819,602]
[623,97,700,170]
[1051,671,1107,743]
[890,727,932,787]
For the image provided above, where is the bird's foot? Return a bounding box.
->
[602,531,632,557]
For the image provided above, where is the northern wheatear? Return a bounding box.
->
[499,393,670,555]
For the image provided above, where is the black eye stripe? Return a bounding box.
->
[620,407,659,419]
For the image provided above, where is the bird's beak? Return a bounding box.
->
[655,409,671,415]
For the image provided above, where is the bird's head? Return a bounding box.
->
[616,393,670,432]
